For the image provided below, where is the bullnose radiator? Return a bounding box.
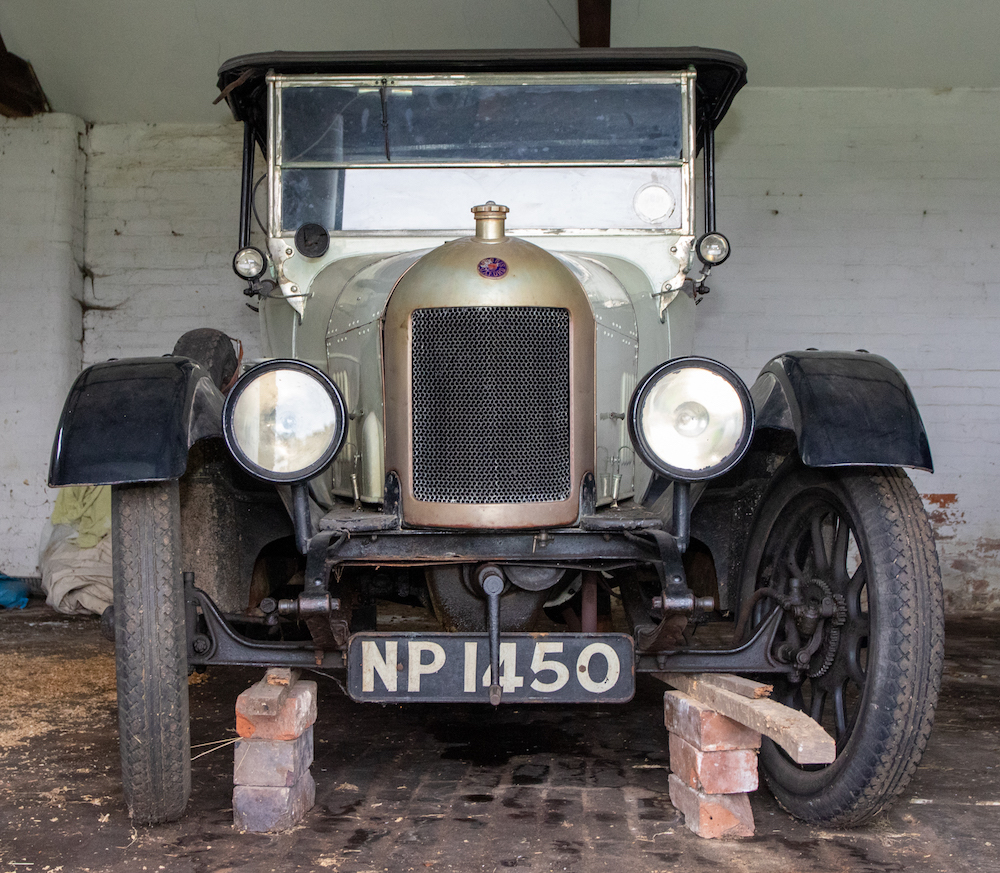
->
[410,305,571,504]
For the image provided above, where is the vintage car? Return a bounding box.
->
[50,48,944,828]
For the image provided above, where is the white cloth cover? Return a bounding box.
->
[39,522,113,615]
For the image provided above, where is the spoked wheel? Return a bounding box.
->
[111,481,191,823]
[740,463,944,825]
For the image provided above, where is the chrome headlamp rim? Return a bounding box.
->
[628,356,754,483]
[222,359,348,483]
[232,245,267,280]
[695,231,731,266]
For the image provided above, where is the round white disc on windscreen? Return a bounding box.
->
[633,184,675,224]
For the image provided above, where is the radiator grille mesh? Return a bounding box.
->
[411,306,571,504]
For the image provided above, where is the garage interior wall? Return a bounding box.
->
[700,87,999,611]
[0,114,85,579]
[0,87,996,612]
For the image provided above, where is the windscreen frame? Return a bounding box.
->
[266,70,697,238]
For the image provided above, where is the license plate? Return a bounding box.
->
[346,632,635,703]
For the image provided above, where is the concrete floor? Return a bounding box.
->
[0,603,997,873]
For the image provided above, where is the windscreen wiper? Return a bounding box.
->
[379,79,391,161]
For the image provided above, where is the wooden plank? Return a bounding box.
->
[655,673,835,765]
[683,673,773,700]
[265,667,300,687]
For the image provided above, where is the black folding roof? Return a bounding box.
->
[217,48,746,149]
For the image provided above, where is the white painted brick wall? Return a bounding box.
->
[698,88,1000,609]
[82,123,261,366]
[2,89,998,607]
[0,114,85,576]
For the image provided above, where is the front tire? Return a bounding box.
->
[740,464,944,825]
[111,481,191,823]
[172,328,238,391]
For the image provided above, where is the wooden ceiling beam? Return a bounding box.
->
[577,0,611,48]
[0,31,51,118]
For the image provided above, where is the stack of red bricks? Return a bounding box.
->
[233,668,318,832]
[664,689,760,838]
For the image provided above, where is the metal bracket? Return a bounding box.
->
[185,576,343,669]
[636,607,790,674]
[291,481,313,555]
[303,530,343,593]
[634,527,714,615]
[578,471,596,518]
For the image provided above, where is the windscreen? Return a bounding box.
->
[280,82,683,164]
[275,77,687,233]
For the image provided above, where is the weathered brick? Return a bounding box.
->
[0,114,86,577]
[79,121,260,377]
[667,773,754,839]
[234,726,314,788]
[236,676,289,718]
[669,733,758,794]
[236,680,317,740]
[233,771,316,832]
[664,690,761,751]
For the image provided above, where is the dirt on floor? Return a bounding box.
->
[1,603,998,873]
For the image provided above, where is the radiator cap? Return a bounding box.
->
[472,201,508,241]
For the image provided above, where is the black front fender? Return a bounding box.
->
[49,357,225,486]
[750,350,933,472]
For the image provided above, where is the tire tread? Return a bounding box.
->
[750,465,944,826]
[112,481,191,823]
[172,328,238,390]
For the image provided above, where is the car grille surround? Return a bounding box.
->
[410,305,572,505]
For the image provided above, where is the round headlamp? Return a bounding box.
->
[628,358,754,482]
[232,246,267,280]
[695,232,731,266]
[223,360,347,483]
